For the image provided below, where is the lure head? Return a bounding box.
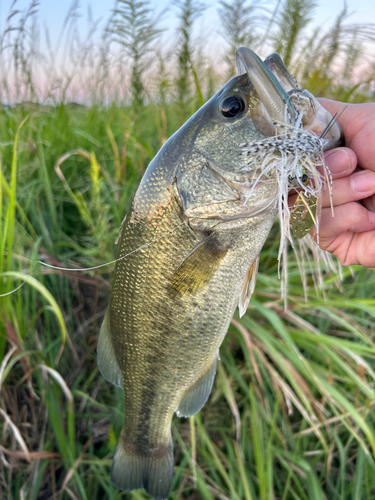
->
[289,164,309,189]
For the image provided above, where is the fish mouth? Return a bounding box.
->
[236,47,297,127]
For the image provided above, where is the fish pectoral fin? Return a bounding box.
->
[97,312,124,389]
[168,235,229,296]
[176,354,218,418]
[238,255,259,318]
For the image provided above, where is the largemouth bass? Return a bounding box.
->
[97,48,342,500]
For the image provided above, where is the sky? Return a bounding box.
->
[0,0,374,52]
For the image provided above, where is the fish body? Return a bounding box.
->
[98,49,342,499]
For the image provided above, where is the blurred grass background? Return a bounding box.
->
[1,0,375,499]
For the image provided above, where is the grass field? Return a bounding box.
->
[1,1,375,499]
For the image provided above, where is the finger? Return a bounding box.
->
[318,99,375,172]
[322,147,356,179]
[320,169,375,208]
[317,202,375,241]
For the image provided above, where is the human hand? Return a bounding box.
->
[293,100,375,267]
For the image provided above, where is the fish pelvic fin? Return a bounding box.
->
[176,354,218,418]
[111,431,174,500]
[97,312,124,389]
[238,255,259,318]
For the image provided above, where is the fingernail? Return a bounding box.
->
[324,148,351,174]
[351,170,375,193]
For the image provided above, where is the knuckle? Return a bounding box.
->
[345,203,365,228]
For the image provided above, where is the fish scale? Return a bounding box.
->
[97,47,343,500]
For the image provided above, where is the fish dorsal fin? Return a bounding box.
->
[97,313,124,389]
[176,354,218,418]
[168,235,229,297]
[238,255,259,318]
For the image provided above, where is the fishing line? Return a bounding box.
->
[0,220,190,298]
[0,282,26,297]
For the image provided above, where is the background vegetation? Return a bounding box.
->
[1,0,375,499]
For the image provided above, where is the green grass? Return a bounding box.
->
[1,0,375,499]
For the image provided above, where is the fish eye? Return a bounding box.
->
[220,96,245,118]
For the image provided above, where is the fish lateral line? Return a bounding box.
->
[0,220,189,298]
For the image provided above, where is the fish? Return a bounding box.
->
[97,48,343,500]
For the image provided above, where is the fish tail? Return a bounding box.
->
[111,429,174,500]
